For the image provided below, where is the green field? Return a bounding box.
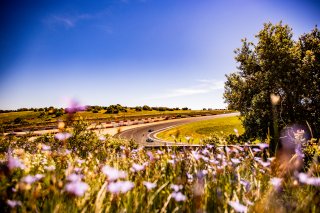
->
[0,109,233,132]
[157,116,244,144]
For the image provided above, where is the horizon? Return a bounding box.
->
[1,0,319,110]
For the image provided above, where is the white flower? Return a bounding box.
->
[108,181,134,194]
[228,201,247,212]
[7,200,22,208]
[55,132,72,141]
[102,166,127,181]
[171,192,187,202]
[143,181,157,190]
[65,181,89,196]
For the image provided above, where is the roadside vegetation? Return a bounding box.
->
[157,116,244,144]
[1,117,320,212]
[0,105,231,133]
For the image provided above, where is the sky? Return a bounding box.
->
[0,0,319,110]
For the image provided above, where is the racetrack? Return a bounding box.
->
[115,112,240,146]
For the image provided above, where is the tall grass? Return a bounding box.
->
[0,119,320,212]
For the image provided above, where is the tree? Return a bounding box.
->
[224,22,320,154]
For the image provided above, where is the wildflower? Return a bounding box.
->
[191,151,202,160]
[240,179,251,192]
[44,165,56,171]
[67,173,82,182]
[228,201,247,213]
[41,144,51,151]
[170,184,183,192]
[171,192,187,202]
[55,132,72,141]
[234,129,239,137]
[108,181,134,194]
[298,173,320,186]
[65,100,86,114]
[231,158,241,165]
[157,150,164,155]
[146,151,154,161]
[99,136,106,141]
[22,174,44,184]
[131,163,145,172]
[65,181,89,196]
[168,159,175,164]
[270,177,282,189]
[143,181,157,190]
[7,155,25,171]
[7,200,22,208]
[258,143,269,149]
[102,166,127,181]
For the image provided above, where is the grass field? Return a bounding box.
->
[157,116,244,144]
[0,109,233,132]
[1,119,319,212]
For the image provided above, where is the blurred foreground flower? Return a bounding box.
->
[102,166,127,181]
[228,201,247,213]
[65,100,87,114]
[21,174,44,184]
[7,200,22,208]
[55,132,72,141]
[108,181,134,194]
[298,173,320,186]
[7,155,25,171]
[65,181,89,197]
[143,181,157,190]
[171,192,186,202]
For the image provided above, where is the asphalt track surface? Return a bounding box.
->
[115,112,240,147]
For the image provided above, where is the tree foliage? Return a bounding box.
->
[224,22,320,149]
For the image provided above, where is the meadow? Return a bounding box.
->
[1,117,320,212]
[157,116,244,144]
[0,109,231,133]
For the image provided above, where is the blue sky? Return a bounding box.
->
[0,0,319,110]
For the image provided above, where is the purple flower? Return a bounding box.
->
[146,151,154,161]
[298,173,320,186]
[171,192,187,202]
[7,155,25,171]
[170,184,183,192]
[21,174,44,184]
[65,100,87,114]
[102,166,127,181]
[67,173,82,182]
[7,200,22,208]
[231,158,241,165]
[108,181,134,194]
[131,163,145,172]
[65,181,89,196]
[258,143,269,149]
[143,181,157,190]
[41,144,51,151]
[44,165,56,171]
[228,201,247,213]
[55,132,72,141]
[270,177,282,190]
